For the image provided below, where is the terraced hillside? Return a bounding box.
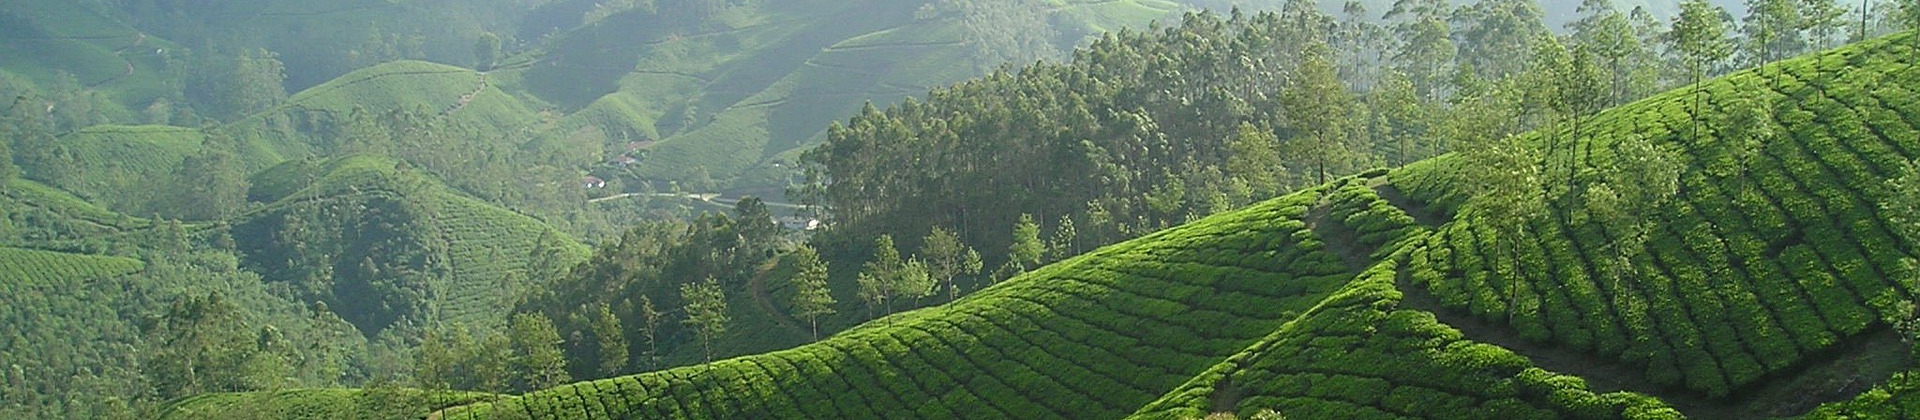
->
[0,246,143,286]
[0,178,153,246]
[220,60,547,160]
[231,156,589,334]
[0,0,182,117]
[160,25,1920,420]
[1129,31,1920,419]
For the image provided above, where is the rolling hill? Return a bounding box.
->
[231,156,590,335]
[508,0,1192,192]
[162,29,1920,419]
[0,0,183,120]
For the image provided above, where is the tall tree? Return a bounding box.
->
[1450,82,1542,322]
[732,197,783,263]
[636,295,664,369]
[1284,40,1357,185]
[1453,0,1552,81]
[589,303,628,376]
[1582,133,1682,293]
[508,313,569,391]
[474,32,501,71]
[856,234,935,318]
[919,227,978,302]
[1569,0,1654,106]
[1742,0,1806,68]
[1335,1,1389,91]
[413,324,478,391]
[1384,0,1457,101]
[1798,0,1850,49]
[1669,1,1732,143]
[680,278,730,363]
[1225,122,1285,197]
[788,245,836,341]
[1008,214,1044,271]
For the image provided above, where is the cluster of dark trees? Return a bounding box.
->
[794,0,1916,290]
[496,198,782,381]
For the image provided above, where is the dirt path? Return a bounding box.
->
[442,73,489,116]
[84,32,145,88]
[747,259,800,331]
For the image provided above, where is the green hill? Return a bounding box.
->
[0,178,153,246]
[42,124,203,212]
[511,0,1189,191]
[0,246,143,286]
[0,0,183,119]
[232,155,589,335]
[163,30,1920,420]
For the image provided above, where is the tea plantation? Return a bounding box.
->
[159,30,1920,420]
[230,155,589,333]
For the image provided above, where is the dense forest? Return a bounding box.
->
[1,0,1918,419]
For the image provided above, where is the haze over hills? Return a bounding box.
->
[158,20,1920,420]
[3,0,1918,419]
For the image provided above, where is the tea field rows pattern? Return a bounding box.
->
[159,31,1920,420]
[1390,32,1920,398]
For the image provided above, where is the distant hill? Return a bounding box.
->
[164,30,1920,420]
[231,156,590,335]
[0,0,183,120]
[507,0,1192,192]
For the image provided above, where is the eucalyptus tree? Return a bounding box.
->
[508,312,568,391]
[1668,0,1732,143]
[680,278,730,363]
[1569,0,1655,106]
[1740,0,1805,68]
[788,245,836,341]
[1283,40,1357,185]
[1452,0,1552,81]
[589,303,627,376]
[1384,0,1456,101]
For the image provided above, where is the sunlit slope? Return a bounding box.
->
[1135,31,1920,419]
[229,60,544,158]
[0,247,143,286]
[1395,32,1919,396]
[1127,178,1684,419]
[440,185,1360,419]
[231,156,588,334]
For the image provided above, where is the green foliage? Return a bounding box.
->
[142,292,293,400]
[0,247,142,285]
[437,187,1362,420]
[788,245,836,341]
[231,156,588,335]
[473,32,501,71]
[508,313,570,391]
[1009,214,1044,270]
[680,278,730,363]
[1390,30,1920,398]
[590,303,629,377]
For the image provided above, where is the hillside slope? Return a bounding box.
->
[511,0,1187,191]
[1129,31,1920,419]
[231,156,589,335]
[159,26,1920,420]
